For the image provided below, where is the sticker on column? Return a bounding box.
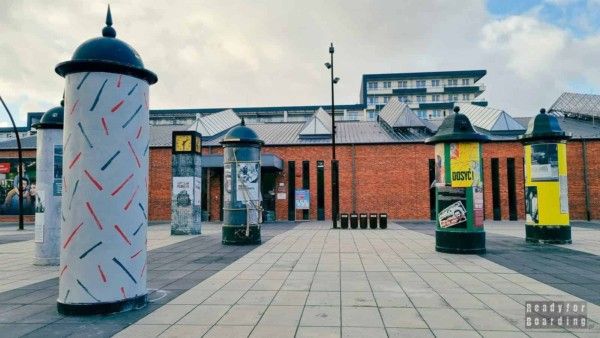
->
[224,163,232,203]
[34,190,45,243]
[53,145,63,196]
[559,176,569,214]
[236,162,259,202]
[473,186,484,228]
[194,177,201,206]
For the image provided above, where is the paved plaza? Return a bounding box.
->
[0,221,599,337]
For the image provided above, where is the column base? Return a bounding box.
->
[57,294,147,316]
[525,225,571,244]
[222,225,261,245]
[436,230,486,254]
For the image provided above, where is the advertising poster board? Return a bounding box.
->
[559,176,569,214]
[474,186,484,228]
[0,158,37,215]
[173,177,193,207]
[53,145,63,196]
[194,177,201,206]
[531,143,559,181]
[236,162,260,202]
[224,163,232,202]
[438,187,467,229]
[295,189,310,210]
[449,142,481,188]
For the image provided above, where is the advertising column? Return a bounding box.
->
[54,7,157,315]
[426,107,489,254]
[171,131,202,235]
[520,109,571,244]
[33,101,64,266]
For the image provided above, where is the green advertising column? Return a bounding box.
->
[519,109,572,244]
[221,119,264,245]
[425,107,490,254]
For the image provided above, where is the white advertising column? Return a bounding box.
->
[33,102,64,266]
[54,6,157,315]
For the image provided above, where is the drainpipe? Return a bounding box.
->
[581,139,591,221]
[351,144,357,213]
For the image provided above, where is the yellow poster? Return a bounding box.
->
[449,142,481,188]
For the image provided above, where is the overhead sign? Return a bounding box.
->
[295,189,310,210]
[0,163,10,174]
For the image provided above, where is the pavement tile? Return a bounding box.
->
[137,304,195,325]
[373,291,412,307]
[306,291,341,306]
[249,325,296,337]
[380,307,428,328]
[296,326,341,338]
[237,290,277,305]
[386,327,435,337]
[159,324,210,337]
[177,304,230,325]
[113,324,169,337]
[258,305,303,326]
[271,290,308,306]
[300,305,341,327]
[203,325,253,338]
[417,308,472,330]
[431,329,482,337]
[457,308,519,331]
[342,306,384,327]
[217,304,267,326]
[342,326,388,338]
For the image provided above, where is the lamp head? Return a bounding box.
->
[325,62,332,69]
[333,77,340,84]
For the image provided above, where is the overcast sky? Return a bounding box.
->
[1,0,600,126]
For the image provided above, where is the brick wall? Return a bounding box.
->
[1,139,598,222]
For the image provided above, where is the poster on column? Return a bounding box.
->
[530,143,559,181]
[437,186,467,229]
[449,142,481,188]
[34,190,45,243]
[173,177,193,207]
[525,186,539,224]
[559,176,568,214]
[236,162,259,202]
[473,186,484,228]
[224,164,232,203]
[53,145,63,196]
[194,177,201,206]
[434,143,445,186]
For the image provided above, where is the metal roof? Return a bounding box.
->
[299,108,332,137]
[0,135,38,150]
[549,92,600,119]
[187,109,241,137]
[378,97,428,129]
[456,103,525,132]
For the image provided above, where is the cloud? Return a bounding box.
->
[0,0,600,124]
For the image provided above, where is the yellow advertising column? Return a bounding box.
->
[426,107,490,254]
[519,109,572,244]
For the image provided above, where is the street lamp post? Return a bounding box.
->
[325,43,340,228]
[0,96,25,231]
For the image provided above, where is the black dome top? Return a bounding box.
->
[425,107,490,144]
[34,101,64,129]
[221,119,264,145]
[55,6,157,84]
[519,108,571,142]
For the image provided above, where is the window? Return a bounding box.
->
[383,96,390,103]
[432,94,440,102]
[399,96,409,103]
[398,80,408,88]
[431,79,440,87]
[447,79,458,86]
[462,78,470,85]
[448,94,458,101]
[367,97,375,104]
[462,93,470,100]
[416,80,426,88]
[417,110,427,119]
[432,110,442,118]
[368,111,377,120]
[383,81,391,88]
[368,82,378,89]
[417,95,426,102]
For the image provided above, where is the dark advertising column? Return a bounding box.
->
[33,101,64,266]
[171,131,202,235]
[221,120,264,245]
[425,107,489,254]
[519,109,572,244]
[54,6,157,315]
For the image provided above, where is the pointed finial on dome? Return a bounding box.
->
[453,106,460,114]
[102,5,117,38]
[241,117,246,126]
[540,108,546,114]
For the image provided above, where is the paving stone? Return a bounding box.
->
[217,304,267,326]
[158,324,210,337]
[300,305,341,327]
[386,327,435,337]
[113,324,169,337]
[296,326,340,338]
[342,326,387,338]
[177,305,230,325]
[417,308,472,330]
[203,325,253,338]
[380,307,428,328]
[341,306,384,327]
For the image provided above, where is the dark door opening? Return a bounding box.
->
[317,160,325,220]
